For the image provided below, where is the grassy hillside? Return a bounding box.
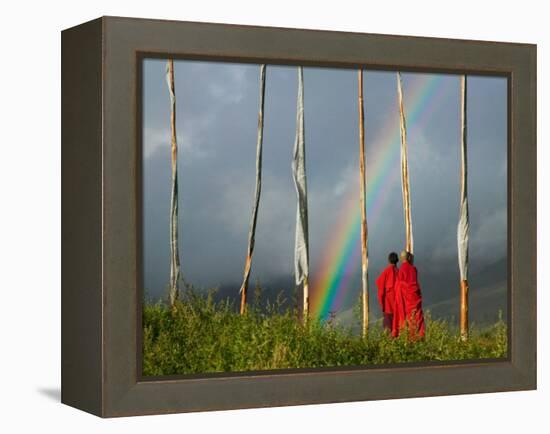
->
[142,289,507,377]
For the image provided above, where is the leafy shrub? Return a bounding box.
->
[142,289,507,376]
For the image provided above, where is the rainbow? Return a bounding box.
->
[311,72,453,320]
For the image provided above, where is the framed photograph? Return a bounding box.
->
[61,16,536,417]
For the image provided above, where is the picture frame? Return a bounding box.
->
[61,16,536,417]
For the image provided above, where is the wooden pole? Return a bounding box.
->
[460,280,469,340]
[397,72,414,254]
[458,75,470,340]
[291,66,310,323]
[166,59,181,309]
[239,261,248,315]
[303,276,309,322]
[239,65,266,315]
[358,69,369,337]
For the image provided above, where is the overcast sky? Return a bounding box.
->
[142,58,507,321]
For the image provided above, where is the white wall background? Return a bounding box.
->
[0,0,547,431]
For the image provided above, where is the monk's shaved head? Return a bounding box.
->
[400,250,411,261]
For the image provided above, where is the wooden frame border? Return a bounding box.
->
[61,16,536,417]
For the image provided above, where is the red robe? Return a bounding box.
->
[393,261,425,339]
[376,264,398,335]
[375,265,397,315]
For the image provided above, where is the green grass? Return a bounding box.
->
[142,288,507,376]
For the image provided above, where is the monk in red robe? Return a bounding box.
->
[393,251,425,339]
[375,252,399,336]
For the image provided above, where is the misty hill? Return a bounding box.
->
[420,257,507,325]
[212,276,297,310]
[160,257,507,328]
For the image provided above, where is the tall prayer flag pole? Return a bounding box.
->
[239,64,267,315]
[166,59,181,308]
[358,69,369,337]
[292,66,310,321]
[458,75,470,340]
[397,72,414,254]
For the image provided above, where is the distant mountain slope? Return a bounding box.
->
[420,257,507,325]
[323,258,508,329]
[425,281,506,326]
[163,257,507,328]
